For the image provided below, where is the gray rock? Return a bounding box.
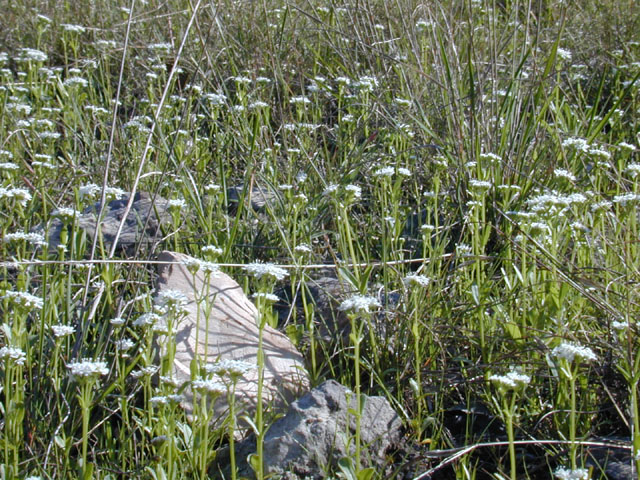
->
[227,182,278,214]
[277,276,355,342]
[585,441,636,480]
[42,192,173,254]
[219,379,402,478]
[155,251,309,425]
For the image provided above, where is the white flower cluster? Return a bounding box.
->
[489,368,531,389]
[243,262,288,281]
[612,193,640,206]
[3,231,47,246]
[338,294,381,314]
[552,342,597,363]
[183,258,220,276]
[52,207,81,221]
[252,292,280,303]
[78,183,126,200]
[150,394,184,406]
[554,169,576,182]
[554,467,589,480]
[202,244,223,256]
[2,290,43,310]
[133,312,162,327]
[0,186,32,206]
[67,359,109,378]
[192,378,227,395]
[0,346,27,365]
[468,179,492,192]
[404,274,431,287]
[294,243,312,254]
[155,289,188,309]
[373,166,411,178]
[207,359,256,378]
[51,324,75,338]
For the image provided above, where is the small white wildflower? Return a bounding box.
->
[456,243,472,256]
[554,169,576,182]
[0,346,27,365]
[323,184,339,196]
[556,48,572,61]
[2,290,43,310]
[345,184,361,199]
[613,193,640,206]
[148,42,172,51]
[130,365,159,379]
[294,243,312,254]
[207,359,256,378]
[552,342,597,363]
[52,207,80,221]
[67,359,109,378]
[373,166,395,177]
[296,172,308,184]
[252,292,280,303]
[249,101,269,110]
[192,379,227,395]
[589,148,610,160]
[202,245,223,256]
[114,338,135,351]
[155,289,188,310]
[204,183,221,195]
[110,317,126,327]
[489,368,531,389]
[3,231,47,246]
[243,263,288,281]
[61,24,86,33]
[16,48,48,62]
[612,320,631,330]
[479,152,501,164]
[79,183,100,199]
[625,163,640,178]
[289,96,311,105]
[133,312,161,327]
[353,75,378,92]
[553,467,589,480]
[618,142,636,151]
[468,179,492,192]
[51,324,75,337]
[562,137,589,152]
[338,294,381,314]
[202,93,226,105]
[167,198,186,210]
[63,76,88,87]
[404,274,431,287]
[591,200,612,212]
[233,76,251,85]
[149,395,170,406]
[38,131,61,140]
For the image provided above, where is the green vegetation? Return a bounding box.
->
[1,0,639,478]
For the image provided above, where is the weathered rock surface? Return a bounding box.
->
[227,182,278,214]
[155,251,309,422]
[585,441,636,480]
[276,276,355,342]
[216,379,403,478]
[42,192,173,254]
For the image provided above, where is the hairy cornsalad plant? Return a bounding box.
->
[0,0,639,478]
